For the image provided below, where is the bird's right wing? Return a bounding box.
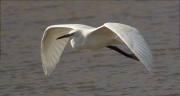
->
[41,24,93,75]
[104,23,154,71]
[89,23,153,71]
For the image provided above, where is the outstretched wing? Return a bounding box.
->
[41,24,93,75]
[104,23,153,71]
[90,22,153,71]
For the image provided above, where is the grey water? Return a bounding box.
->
[1,1,179,96]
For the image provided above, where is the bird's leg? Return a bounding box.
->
[106,45,139,61]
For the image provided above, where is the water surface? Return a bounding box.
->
[1,1,179,96]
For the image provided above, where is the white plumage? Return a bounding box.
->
[41,22,153,75]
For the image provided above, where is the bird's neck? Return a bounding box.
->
[70,34,84,50]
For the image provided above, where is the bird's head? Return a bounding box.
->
[56,29,81,40]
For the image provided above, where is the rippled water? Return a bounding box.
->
[1,1,179,96]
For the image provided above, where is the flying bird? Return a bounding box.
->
[41,22,153,75]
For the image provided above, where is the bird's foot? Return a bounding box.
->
[106,45,140,61]
[130,54,139,61]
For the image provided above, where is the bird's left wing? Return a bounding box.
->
[41,24,92,75]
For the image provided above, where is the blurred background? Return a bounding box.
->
[1,1,179,96]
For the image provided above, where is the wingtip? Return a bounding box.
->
[44,69,50,76]
[146,63,153,72]
[147,68,152,72]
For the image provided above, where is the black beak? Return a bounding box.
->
[56,33,74,40]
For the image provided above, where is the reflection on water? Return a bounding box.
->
[1,1,179,96]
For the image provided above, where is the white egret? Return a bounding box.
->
[41,22,153,75]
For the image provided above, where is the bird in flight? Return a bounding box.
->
[41,22,153,75]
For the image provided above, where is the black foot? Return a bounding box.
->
[106,45,139,61]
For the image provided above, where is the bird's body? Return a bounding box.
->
[41,22,153,75]
[70,29,121,50]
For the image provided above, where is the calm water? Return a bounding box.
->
[1,1,179,96]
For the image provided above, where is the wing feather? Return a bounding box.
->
[41,24,93,75]
[104,23,154,71]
